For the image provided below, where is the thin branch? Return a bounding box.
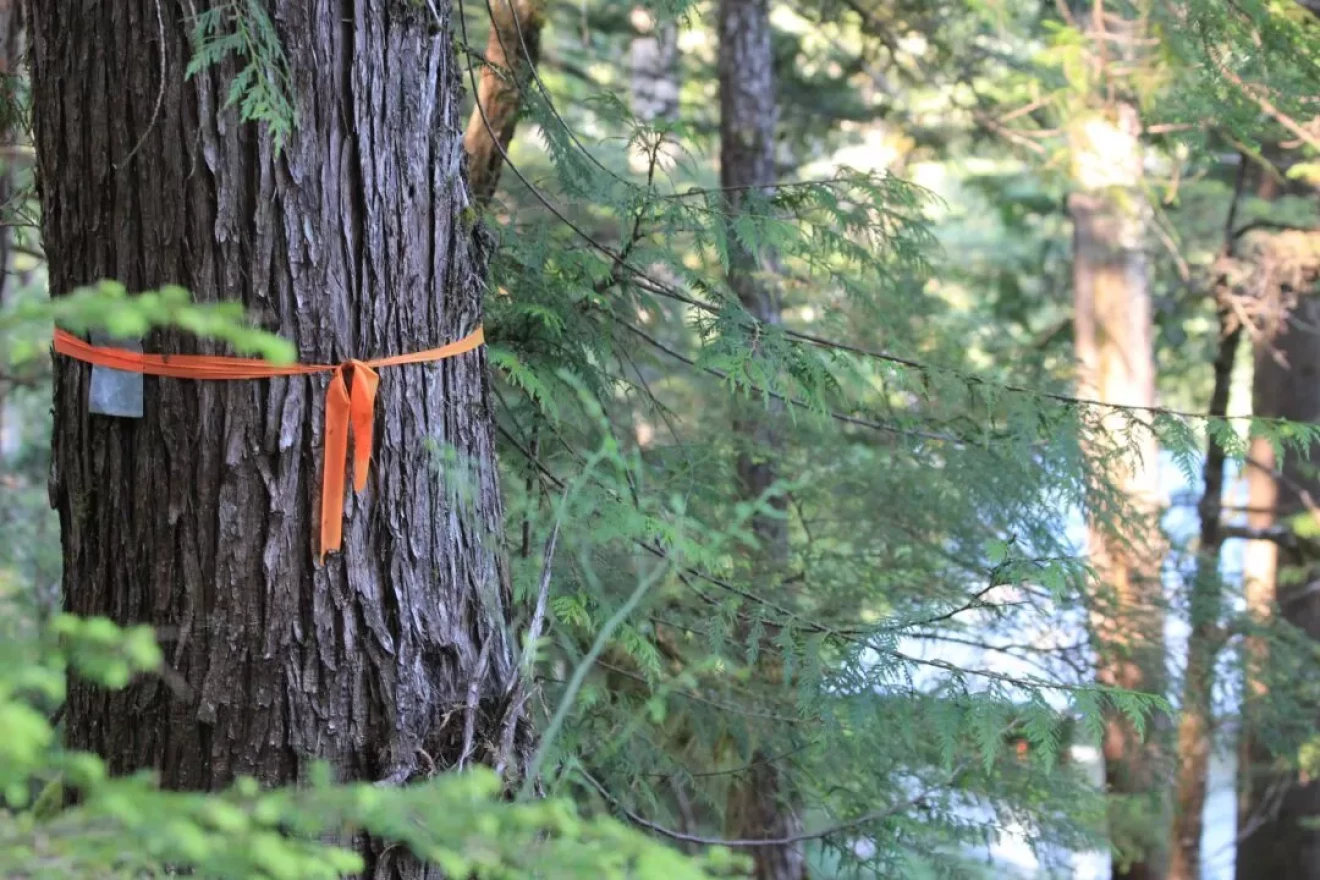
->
[116,0,167,169]
[579,764,966,848]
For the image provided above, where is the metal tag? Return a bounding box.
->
[87,332,144,418]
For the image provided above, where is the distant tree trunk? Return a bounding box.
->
[29,3,527,877]
[1167,162,1248,880]
[1069,102,1170,880]
[463,0,543,204]
[717,0,805,877]
[1168,306,1239,880]
[1234,236,1320,880]
[628,6,680,175]
[0,0,21,454]
[629,7,679,123]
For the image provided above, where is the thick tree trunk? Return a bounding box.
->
[29,2,527,877]
[717,1,804,877]
[1235,272,1320,880]
[463,0,542,204]
[1069,103,1170,880]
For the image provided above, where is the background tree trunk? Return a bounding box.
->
[0,0,22,457]
[29,2,526,876]
[718,0,805,877]
[1069,102,1170,880]
[1167,161,1248,880]
[463,0,543,204]
[629,7,678,122]
[1235,240,1320,880]
[1168,306,1238,880]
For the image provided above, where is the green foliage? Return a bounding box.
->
[0,615,733,879]
[0,286,726,879]
[14,0,1320,875]
[1158,0,1320,151]
[185,0,297,150]
[2,280,296,366]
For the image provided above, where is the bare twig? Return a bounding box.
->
[578,763,966,848]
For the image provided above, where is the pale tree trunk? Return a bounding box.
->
[1235,272,1320,880]
[1069,102,1170,880]
[629,7,679,122]
[627,5,680,175]
[29,3,527,878]
[463,0,543,204]
[717,0,805,877]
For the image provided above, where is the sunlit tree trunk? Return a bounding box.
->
[1069,102,1170,880]
[463,0,543,204]
[1235,245,1320,880]
[29,2,526,877]
[717,0,805,877]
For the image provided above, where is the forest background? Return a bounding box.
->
[3,1,1320,879]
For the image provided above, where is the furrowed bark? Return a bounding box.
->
[1069,102,1170,880]
[463,0,543,204]
[29,2,527,877]
[717,0,805,877]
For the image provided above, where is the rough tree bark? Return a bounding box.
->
[717,0,805,877]
[1069,102,1170,880]
[29,2,527,877]
[463,0,543,204]
[1234,232,1320,880]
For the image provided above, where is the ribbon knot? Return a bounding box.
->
[321,360,380,561]
[52,325,485,561]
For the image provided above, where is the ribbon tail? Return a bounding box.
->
[321,367,352,561]
[348,361,379,493]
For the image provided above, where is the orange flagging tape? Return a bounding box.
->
[52,326,485,560]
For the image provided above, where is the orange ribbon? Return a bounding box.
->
[52,326,485,560]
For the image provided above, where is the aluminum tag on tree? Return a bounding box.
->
[87,332,143,418]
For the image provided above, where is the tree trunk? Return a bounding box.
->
[717,0,804,877]
[29,3,527,877]
[627,6,680,175]
[1167,163,1250,880]
[1168,307,1239,880]
[629,7,679,123]
[1235,268,1320,880]
[0,0,21,458]
[1069,103,1170,880]
[463,0,543,204]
